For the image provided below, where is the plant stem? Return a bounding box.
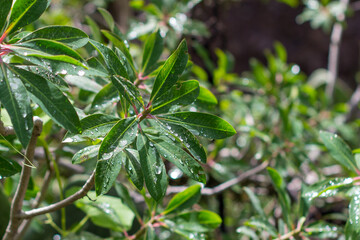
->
[18,171,95,219]
[2,117,43,240]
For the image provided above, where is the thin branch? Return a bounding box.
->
[2,117,43,240]
[325,0,349,99]
[166,161,269,196]
[0,120,15,136]
[15,170,54,240]
[345,84,360,122]
[18,171,95,219]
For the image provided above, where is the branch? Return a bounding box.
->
[0,120,15,136]
[18,171,95,219]
[2,117,43,240]
[325,0,349,100]
[345,84,360,122]
[166,161,269,196]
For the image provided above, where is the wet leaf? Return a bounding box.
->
[163,184,201,215]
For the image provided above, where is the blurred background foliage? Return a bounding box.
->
[2,0,360,239]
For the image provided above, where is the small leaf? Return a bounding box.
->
[64,75,102,93]
[19,26,89,49]
[158,112,236,139]
[163,185,201,215]
[142,30,164,75]
[95,151,125,195]
[72,145,100,164]
[349,195,360,233]
[151,80,200,115]
[85,16,102,42]
[123,148,144,191]
[320,131,358,173]
[137,131,167,201]
[0,0,12,32]
[75,191,135,231]
[111,75,143,106]
[150,39,188,102]
[98,8,115,31]
[91,83,120,111]
[0,155,22,178]
[147,134,206,183]
[196,86,218,105]
[0,66,33,148]
[243,187,267,220]
[89,40,128,78]
[115,48,136,82]
[8,0,49,33]
[11,66,82,133]
[302,178,354,202]
[175,210,222,229]
[245,217,278,237]
[305,221,341,238]
[114,182,140,217]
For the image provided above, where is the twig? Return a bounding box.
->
[325,0,349,100]
[345,84,360,122]
[166,161,269,195]
[15,170,54,240]
[18,171,95,219]
[2,117,43,240]
[0,120,15,136]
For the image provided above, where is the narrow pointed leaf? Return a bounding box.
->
[111,75,143,106]
[243,187,267,220]
[98,117,138,162]
[19,26,89,49]
[0,155,22,178]
[115,48,136,82]
[150,39,188,102]
[302,178,354,202]
[245,217,278,237]
[124,148,144,190]
[0,66,33,148]
[98,8,115,31]
[95,151,125,195]
[320,131,358,173]
[159,112,236,139]
[8,0,49,33]
[0,0,12,32]
[196,86,218,105]
[11,66,81,133]
[72,145,100,164]
[85,16,102,42]
[91,83,120,111]
[64,75,102,93]
[101,30,134,69]
[151,80,199,115]
[137,131,167,201]
[89,40,128,78]
[349,195,360,232]
[142,30,164,75]
[147,134,206,183]
[163,185,201,215]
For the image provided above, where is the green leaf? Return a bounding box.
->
[96,117,138,195]
[158,112,236,139]
[142,30,164,75]
[267,167,292,228]
[15,39,84,61]
[64,114,119,143]
[85,16,102,42]
[95,151,125,196]
[72,145,100,164]
[177,210,222,229]
[91,83,120,111]
[196,86,218,105]
[137,131,167,201]
[75,191,135,231]
[123,148,144,190]
[150,39,188,102]
[147,134,206,183]
[115,48,136,82]
[0,65,33,148]
[320,131,358,173]
[98,8,115,31]
[151,80,199,115]
[64,75,102,93]
[89,40,128,78]
[11,66,82,133]
[243,187,267,220]
[153,120,207,163]
[236,226,259,240]
[8,0,49,33]
[163,185,201,215]
[305,221,341,238]
[18,26,89,49]
[111,75,143,106]
[101,30,135,70]
[245,217,278,237]
[349,195,360,233]
[114,182,140,217]
[302,178,354,202]
[0,155,22,178]
[0,0,12,33]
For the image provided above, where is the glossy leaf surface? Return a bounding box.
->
[0,155,22,178]
[142,30,163,75]
[72,145,100,164]
[163,184,201,215]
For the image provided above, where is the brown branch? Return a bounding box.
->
[2,117,43,240]
[345,84,360,122]
[166,161,269,196]
[15,170,54,240]
[18,171,95,219]
[0,120,15,136]
[325,0,349,99]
